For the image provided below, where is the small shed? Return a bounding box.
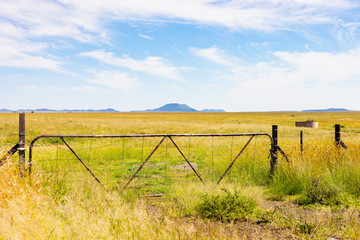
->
[295,120,318,128]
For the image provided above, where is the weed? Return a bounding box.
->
[197,188,256,222]
[297,178,343,206]
[296,219,317,235]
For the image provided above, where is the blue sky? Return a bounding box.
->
[1,0,360,111]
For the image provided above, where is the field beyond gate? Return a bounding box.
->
[1,111,360,239]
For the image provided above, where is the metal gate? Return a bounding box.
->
[29,133,275,193]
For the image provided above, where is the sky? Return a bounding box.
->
[1,0,360,112]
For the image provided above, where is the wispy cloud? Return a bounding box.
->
[225,47,360,110]
[80,50,184,80]
[139,33,153,40]
[86,71,139,91]
[0,37,61,71]
[190,46,236,66]
[1,0,357,44]
[0,0,102,42]
[0,0,358,73]
[60,0,357,31]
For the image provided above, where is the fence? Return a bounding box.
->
[276,124,359,163]
[1,113,359,196]
[0,113,25,177]
[28,133,275,194]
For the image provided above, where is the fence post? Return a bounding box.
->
[270,125,278,175]
[335,124,341,143]
[300,131,303,154]
[334,123,347,150]
[18,113,26,177]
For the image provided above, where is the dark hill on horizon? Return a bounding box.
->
[143,103,225,112]
[145,103,197,112]
[302,108,351,112]
[0,108,119,113]
[0,104,225,113]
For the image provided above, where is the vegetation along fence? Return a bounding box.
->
[1,113,358,196]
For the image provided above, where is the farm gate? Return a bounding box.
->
[28,133,277,194]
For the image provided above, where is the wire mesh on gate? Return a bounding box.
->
[29,133,273,195]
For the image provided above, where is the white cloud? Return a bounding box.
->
[0,0,357,44]
[0,0,358,73]
[190,45,360,110]
[0,0,102,42]
[190,46,235,66]
[80,50,184,80]
[86,71,139,91]
[0,37,61,71]
[139,33,153,40]
[226,47,360,110]
[58,0,357,31]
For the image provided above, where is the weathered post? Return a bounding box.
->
[300,131,303,154]
[335,124,341,144]
[270,125,278,175]
[334,124,347,150]
[18,113,26,177]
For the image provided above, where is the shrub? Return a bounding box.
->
[197,188,256,222]
[297,178,343,206]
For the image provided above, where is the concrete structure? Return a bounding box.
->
[295,120,318,128]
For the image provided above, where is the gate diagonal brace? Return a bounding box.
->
[168,136,205,185]
[123,136,167,191]
[0,143,20,167]
[60,137,107,192]
[217,135,254,185]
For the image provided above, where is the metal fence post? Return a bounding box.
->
[18,113,26,177]
[270,125,278,175]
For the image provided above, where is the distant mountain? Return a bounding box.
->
[62,108,119,113]
[200,109,226,112]
[146,103,197,112]
[0,108,14,113]
[1,104,226,113]
[139,103,225,112]
[0,108,119,113]
[302,108,351,112]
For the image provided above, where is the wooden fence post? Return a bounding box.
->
[335,124,341,143]
[18,113,26,177]
[270,125,278,175]
[334,124,347,150]
[300,130,303,154]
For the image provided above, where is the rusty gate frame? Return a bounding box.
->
[29,133,273,190]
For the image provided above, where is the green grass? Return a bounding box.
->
[1,112,360,239]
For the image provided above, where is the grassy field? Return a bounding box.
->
[1,112,360,239]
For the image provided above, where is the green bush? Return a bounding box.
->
[297,178,343,206]
[197,188,256,222]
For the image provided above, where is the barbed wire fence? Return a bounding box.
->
[276,124,360,170]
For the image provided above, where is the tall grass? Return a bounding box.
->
[1,112,360,238]
[1,164,261,239]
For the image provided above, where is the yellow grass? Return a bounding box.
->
[1,111,360,239]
